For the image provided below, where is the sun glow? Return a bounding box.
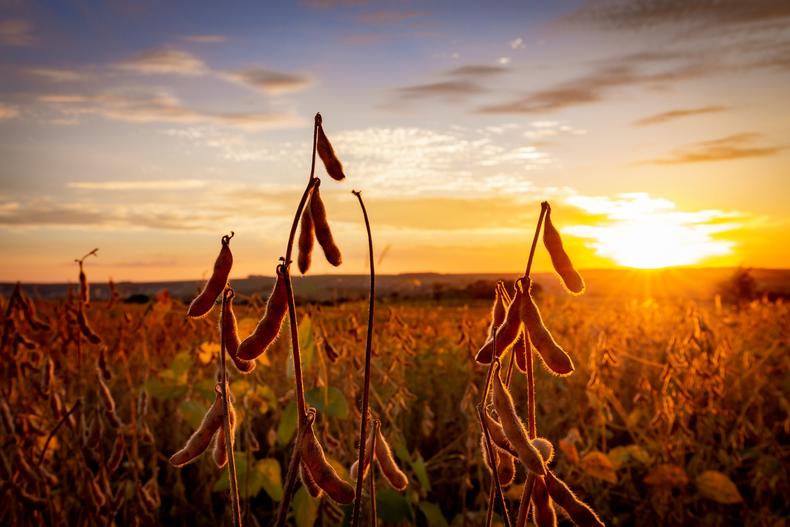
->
[565,193,739,269]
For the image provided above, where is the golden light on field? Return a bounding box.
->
[565,193,738,269]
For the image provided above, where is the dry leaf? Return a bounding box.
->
[696,470,743,504]
[644,464,689,487]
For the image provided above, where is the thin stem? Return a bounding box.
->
[515,334,537,526]
[219,288,241,527]
[515,473,536,527]
[369,420,380,527]
[275,411,314,527]
[478,402,512,527]
[280,265,306,421]
[37,399,81,467]
[351,190,376,527]
[524,202,549,278]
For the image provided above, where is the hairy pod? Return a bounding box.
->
[543,205,585,294]
[484,412,517,457]
[0,399,15,434]
[310,181,342,266]
[221,290,255,373]
[532,437,555,465]
[187,232,234,318]
[77,305,102,344]
[532,476,558,527]
[514,332,528,372]
[96,369,116,414]
[236,269,288,361]
[212,400,236,468]
[488,282,508,336]
[137,389,149,418]
[480,434,516,486]
[297,204,315,274]
[316,122,346,181]
[350,425,375,481]
[476,281,525,364]
[300,462,324,498]
[79,264,89,306]
[544,470,605,527]
[107,433,126,474]
[375,427,408,491]
[492,365,546,476]
[40,357,54,395]
[169,389,224,467]
[300,419,355,504]
[520,278,574,376]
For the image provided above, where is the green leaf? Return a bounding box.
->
[293,487,319,527]
[168,351,193,383]
[410,453,431,491]
[256,458,283,501]
[143,376,187,401]
[305,387,349,419]
[419,502,448,527]
[287,315,315,379]
[377,488,414,524]
[179,399,209,429]
[194,378,217,401]
[277,401,297,446]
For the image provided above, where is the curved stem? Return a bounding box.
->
[37,399,81,467]
[351,190,376,527]
[219,288,241,527]
[275,411,314,527]
[524,202,549,278]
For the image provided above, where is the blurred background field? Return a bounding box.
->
[1,268,788,526]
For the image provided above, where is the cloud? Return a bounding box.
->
[68,180,210,191]
[396,80,485,100]
[0,103,19,120]
[446,64,509,77]
[633,105,728,126]
[522,120,587,139]
[510,37,524,49]
[40,90,303,130]
[564,192,742,268]
[222,68,311,94]
[114,48,208,76]
[566,0,790,31]
[356,10,422,24]
[181,35,226,43]
[0,19,34,47]
[647,133,784,164]
[27,68,89,82]
[497,57,511,65]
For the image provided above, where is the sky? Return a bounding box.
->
[1,0,789,282]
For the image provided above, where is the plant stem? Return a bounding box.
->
[219,288,242,527]
[351,190,376,527]
[515,328,537,527]
[524,202,549,278]
[369,420,380,527]
[478,402,512,527]
[275,411,313,527]
[37,399,81,467]
[515,473,536,527]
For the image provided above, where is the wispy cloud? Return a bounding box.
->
[647,133,784,164]
[510,37,524,49]
[0,103,19,120]
[396,80,485,101]
[222,68,311,94]
[633,105,728,126]
[446,64,509,77]
[39,90,303,130]
[0,19,34,47]
[27,68,89,82]
[68,180,210,191]
[114,48,208,76]
[356,10,423,24]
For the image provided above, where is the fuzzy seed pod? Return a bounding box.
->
[544,470,605,527]
[79,264,89,306]
[492,366,546,476]
[77,305,102,344]
[532,476,558,527]
[297,204,315,274]
[169,390,224,467]
[375,427,408,491]
[20,293,49,331]
[212,400,236,468]
[484,412,517,457]
[97,369,116,414]
[221,290,255,373]
[480,434,516,486]
[316,123,346,181]
[520,279,574,376]
[488,282,509,337]
[187,232,234,318]
[300,420,355,504]
[476,283,525,364]
[40,357,54,395]
[514,332,528,373]
[88,473,107,510]
[107,433,126,474]
[300,462,324,498]
[137,389,149,418]
[532,437,555,465]
[98,346,111,380]
[543,205,584,294]
[236,270,288,361]
[350,425,374,481]
[310,181,342,267]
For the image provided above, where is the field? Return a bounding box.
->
[2,277,788,526]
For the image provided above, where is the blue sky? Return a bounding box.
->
[1,1,789,281]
